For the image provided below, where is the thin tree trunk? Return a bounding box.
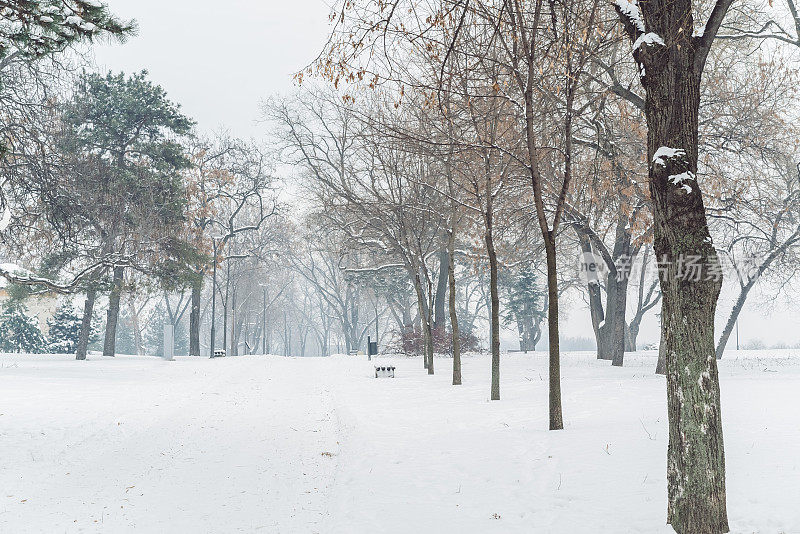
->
[189,276,202,356]
[223,262,229,355]
[103,266,124,357]
[411,268,433,374]
[486,220,500,400]
[230,287,237,356]
[76,289,96,361]
[433,246,448,332]
[448,229,461,385]
[577,230,606,357]
[128,299,143,356]
[544,234,563,429]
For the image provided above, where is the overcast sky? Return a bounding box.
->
[89,0,800,349]
[93,0,332,139]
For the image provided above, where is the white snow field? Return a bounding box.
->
[1,350,798,533]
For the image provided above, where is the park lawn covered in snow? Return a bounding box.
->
[0,350,798,533]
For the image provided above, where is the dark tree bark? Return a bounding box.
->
[102,266,124,357]
[543,234,562,429]
[189,277,202,357]
[656,327,667,376]
[433,246,448,333]
[615,1,732,530]
[230,286,238,356]
[485,217,500,400]
[448,229,462,385]
[76,289,97,361]
[411,268,434,374]
[578,230,607,357]
[576,221,634,365]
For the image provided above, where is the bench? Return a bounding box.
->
[211,349,226,358]
[375,366,395,378]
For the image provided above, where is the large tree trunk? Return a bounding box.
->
[103,266,124,357]
[656,326,667,376]
[189,276,202,357]
[638,18,728,530]
[76,289,97,361]
[608,221,633,366]
[608,275,630,367]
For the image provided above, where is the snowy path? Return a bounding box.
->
[1,351,799,533]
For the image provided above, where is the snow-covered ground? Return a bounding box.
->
[1,350,798,533]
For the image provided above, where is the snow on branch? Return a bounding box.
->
[0,256,135,295]
[613,0,645,42]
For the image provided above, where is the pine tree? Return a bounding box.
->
[46,304,84,354]
[61,70,195,359]
[0,1,133,62]
[0,303,45,353]
[500,264,546,352]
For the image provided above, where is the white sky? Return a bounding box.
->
[92,0,332,138]
[90,0,800,350]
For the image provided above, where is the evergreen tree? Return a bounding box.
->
[500,264,546,352]
[60,70,195,359]
[114,307,137,355]
[0,303,45,353]
[0,1,132,63]
[46,304,84,353]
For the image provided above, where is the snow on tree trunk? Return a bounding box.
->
[642,26,727,534]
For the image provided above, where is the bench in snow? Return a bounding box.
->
[375,366,395,378]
